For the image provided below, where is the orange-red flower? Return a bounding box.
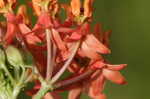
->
[0,0,127,99]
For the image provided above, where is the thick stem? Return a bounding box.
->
[1,64,15,84]
[14,67,19,81]
[51,41,80,84]
[33,82,52,99]
[54,70,94,88]
[19,66,26,83]
[50,43,57,79]
[46,29,52,81]
[12,87,21,99]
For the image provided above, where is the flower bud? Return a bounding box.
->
[5,46,24,67]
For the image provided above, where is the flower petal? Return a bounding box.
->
[44,92,61,99]
[93,23,103,41]
[89,75,105,97]
[85,34,111,54]
[107,64,127,71]
[69,32,82,40]
[57,27,74,34]
[35,12,53,28]
[68,87,82,99]
[103,69,127,85]
[103,30,112,47]
[81,42,101,59]
[90,60,105,69]
[94,94,107,99]
[19,24,41,44]
[4,23,16,44]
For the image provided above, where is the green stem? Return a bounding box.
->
[46,29,52,81]
[14,67,19,81]
[12,87,21,99]
[33,82,52,99]
[19,66,26,83]
[1,64,15,84]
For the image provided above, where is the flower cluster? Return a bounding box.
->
[0,0,127,99]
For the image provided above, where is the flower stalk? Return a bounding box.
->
[46,29,52,81]
[33,82,53,99]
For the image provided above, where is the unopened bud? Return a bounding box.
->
[6,46,24,67]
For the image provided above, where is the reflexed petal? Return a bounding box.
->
[93,23,103,41]
[44,93,54,99]
[4,23,16,44]
[81,42,101,59]
[68,61,81,73]
[107,64,127,71]
[53,18,61,28]
[57,27,74,34]
[62,19,73,27]
[103,30,112,47]
[90,60,105,69]
[19,24,41,44]
[69,32,82,40]
[63,42,78,60]
[94,94,107,99]
[89,75,105,97]
[85,34,111,54]
[44,92,61,99]
[35,12,52,28]
[103,69,127,85]
[68,87,82,99]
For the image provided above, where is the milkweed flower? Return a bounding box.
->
[0,0,127,99]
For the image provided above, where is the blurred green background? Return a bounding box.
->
[92,0,150,99]
[17,0,150,99]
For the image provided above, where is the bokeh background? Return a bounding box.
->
[91,0,150,99]
[17,0,150,99]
